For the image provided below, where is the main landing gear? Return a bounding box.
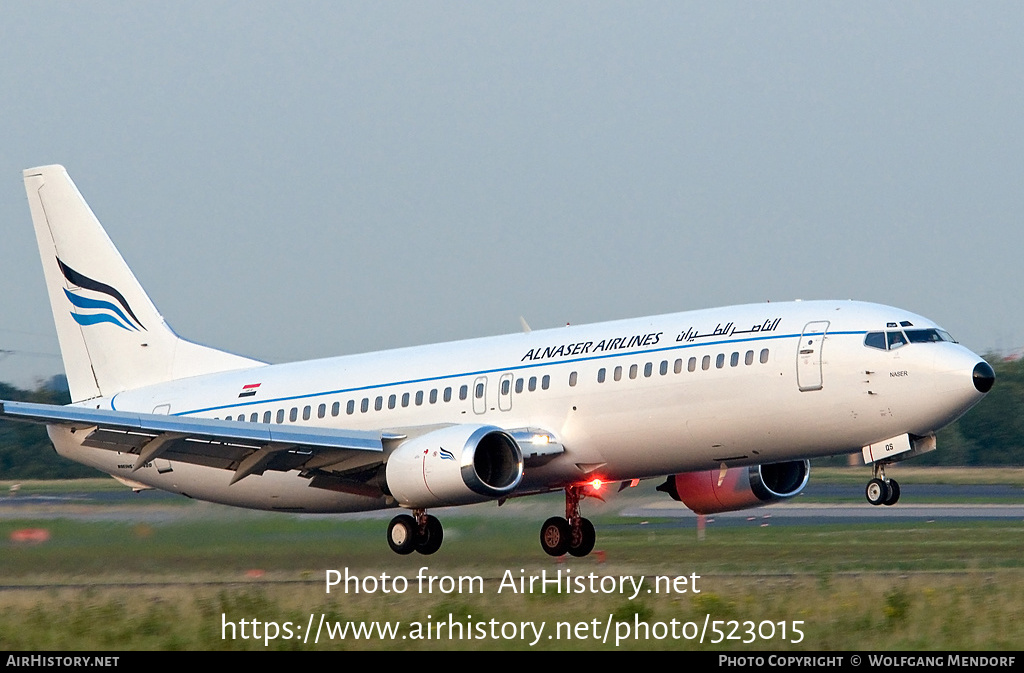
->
[387,510,444,555]
[540,485,597,557]
[865,462,900,506]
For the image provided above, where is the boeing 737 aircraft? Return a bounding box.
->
[3,165,994,557]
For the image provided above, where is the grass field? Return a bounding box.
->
[2,515,1023,649]
[1,474,1023,650]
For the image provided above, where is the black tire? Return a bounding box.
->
[568,517,596,557]
[865,478,889,506]
[540,516,571,557]
[416,515,444,555]
[387,514,418,555]
[883,479,901,506]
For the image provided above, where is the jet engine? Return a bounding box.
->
[385,425,524,508]
[657,460,810,514]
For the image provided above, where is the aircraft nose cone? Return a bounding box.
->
[973,361,995,393]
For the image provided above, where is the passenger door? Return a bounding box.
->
[796,321,829,391]
[498,373,513,412]
[473,376,488,414]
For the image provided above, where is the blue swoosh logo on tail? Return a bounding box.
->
[58,258,146,331]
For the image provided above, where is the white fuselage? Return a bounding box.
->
[50,299,987,513]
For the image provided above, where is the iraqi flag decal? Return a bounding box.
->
[238,383,261,398]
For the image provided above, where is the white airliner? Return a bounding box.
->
[4,165,994,557]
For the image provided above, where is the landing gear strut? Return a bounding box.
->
[387,510,444,555]
[865,463,900,506]
[539,485,597,557]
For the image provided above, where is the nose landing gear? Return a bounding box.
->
[865,463,900,506]
[539,485,597,557]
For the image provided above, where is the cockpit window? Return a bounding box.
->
[886,331,907,350]
[864,332,886,350]
[866,328,956,351]
[905,328,956,344]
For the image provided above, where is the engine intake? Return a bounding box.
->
[385,425,524,508]
[657,460,810,514]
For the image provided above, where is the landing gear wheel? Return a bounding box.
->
[883,479,901,506]
[567,517,596,558]
[540,516,571,556]
[416,515,444,555]
[866,478,890,506]
[387,514,418,555]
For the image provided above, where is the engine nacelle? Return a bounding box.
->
[385,425,524,508]
[657,460,810,514]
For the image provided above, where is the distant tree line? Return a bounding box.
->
[0,356,1021,480]
[922,354,1024,465]
[0,376,103,479]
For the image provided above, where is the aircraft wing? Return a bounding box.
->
[0,400,389,485]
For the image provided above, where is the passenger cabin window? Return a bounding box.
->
[542,374,550,390]
[263,411,272,423]
[597,368,606,383]
[760,349,769,364]
[460,385,469,400]
[569,372,578,387]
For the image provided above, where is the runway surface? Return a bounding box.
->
[1,481,1022,526]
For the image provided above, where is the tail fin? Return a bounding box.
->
[23,165,263,403]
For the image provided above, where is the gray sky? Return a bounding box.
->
[1,2,1022,387]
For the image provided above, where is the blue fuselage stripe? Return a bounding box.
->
[170,330,867,417]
